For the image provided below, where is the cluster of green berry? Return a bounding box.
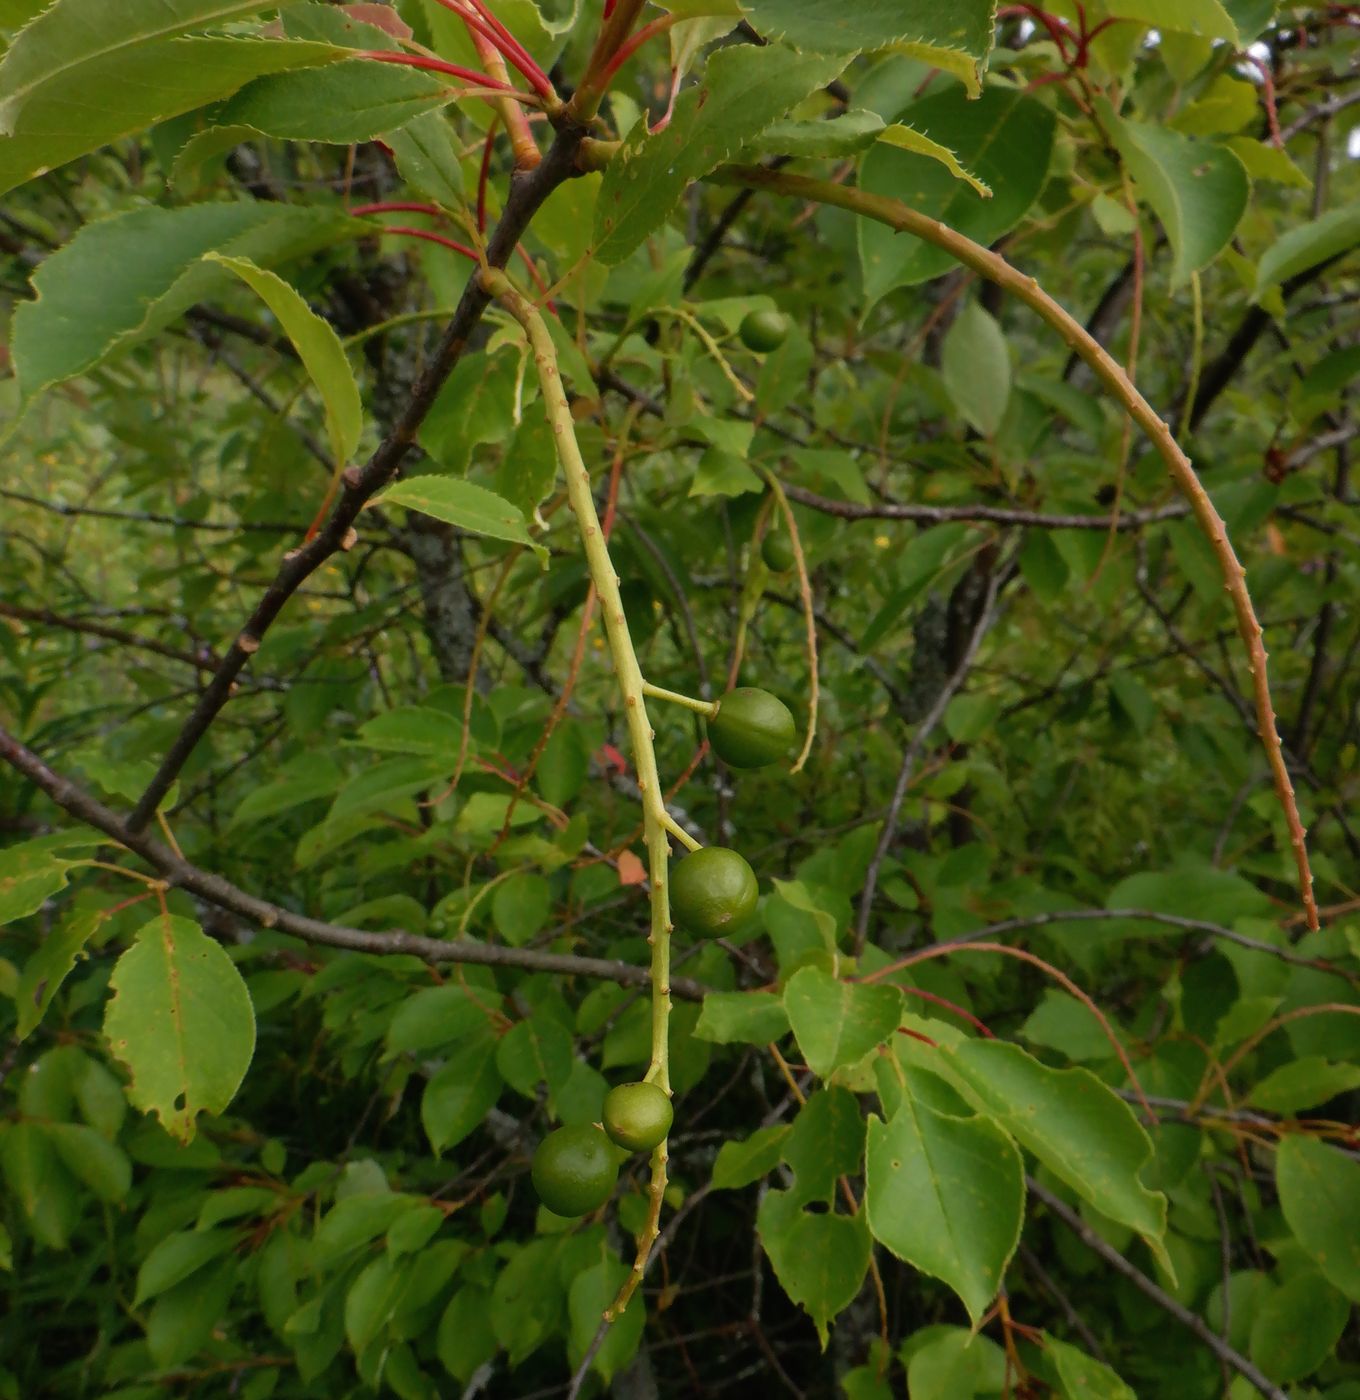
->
[531,679,797,1219]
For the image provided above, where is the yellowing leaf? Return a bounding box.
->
[104,915,256,1143]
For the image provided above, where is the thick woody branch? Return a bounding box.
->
[0,725,703,999]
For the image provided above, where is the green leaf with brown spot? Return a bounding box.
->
[103,915,256,1143]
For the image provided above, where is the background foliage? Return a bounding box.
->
[0,1,1358,1397]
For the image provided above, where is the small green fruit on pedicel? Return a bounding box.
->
[531,1124,618,1217]
[669,846,759,938]
[603,1081,673,1153]
[761,528,797,573]
[706,687,796,770]
[739,308,790,354]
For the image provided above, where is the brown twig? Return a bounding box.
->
[0,725,706,999]
[1029,1177,1287,1399]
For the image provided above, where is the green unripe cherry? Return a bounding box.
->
[761,528,797,573]
[707,687,796,770]
[531,1124,618,1217]
[603,1082,673,1153]
[739,308,790,354]
[669,846,759,939]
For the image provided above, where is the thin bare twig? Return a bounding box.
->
[1029,1178,1286,1400]
[853,557,1009,951]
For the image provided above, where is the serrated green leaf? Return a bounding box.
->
[783,966,902,1079]
[757,1188,870,1347]
[754,108,891,157]
[1102,0,1239,42]
[422,1035,502,1153]
[385,110,464,206]
[0,35,335,199]
[753,108,994,193]
[865,1100,1023,1324]
[1276,1135,1360,1301]
[13,202,364,403]
[859,86,1054,304]
[742,1,995,94]
[1254,203,1360,299]
[877,123,991,196]
[0,837,75,924]
[594,43,847,265]
[940,1039,1170,1272]
[206,253,361,470]
[711,1124,792,1190]
[1103,101,1248,286]
[941,302,1010,436]
[103,915,256,1143]
[219,57,450,144]
[0,0,302,131]
[694,990,791,1044]
[375,477,544,560]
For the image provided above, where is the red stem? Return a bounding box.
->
[595,14,674,89]
[105,891,154,917]
[1241,51,1284,146]
[428,0,555,99]
[515,245,557,313]
[467,0,542,71]
[359,49,512,91]
[899,987,996,1038]
[650,65,683,134]
[350,201,445,218]
[478,119,498,233]
[303,480,339,543]
[900,1027,941,1049]
[999,4,1075,61]
[376,225,482,265]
